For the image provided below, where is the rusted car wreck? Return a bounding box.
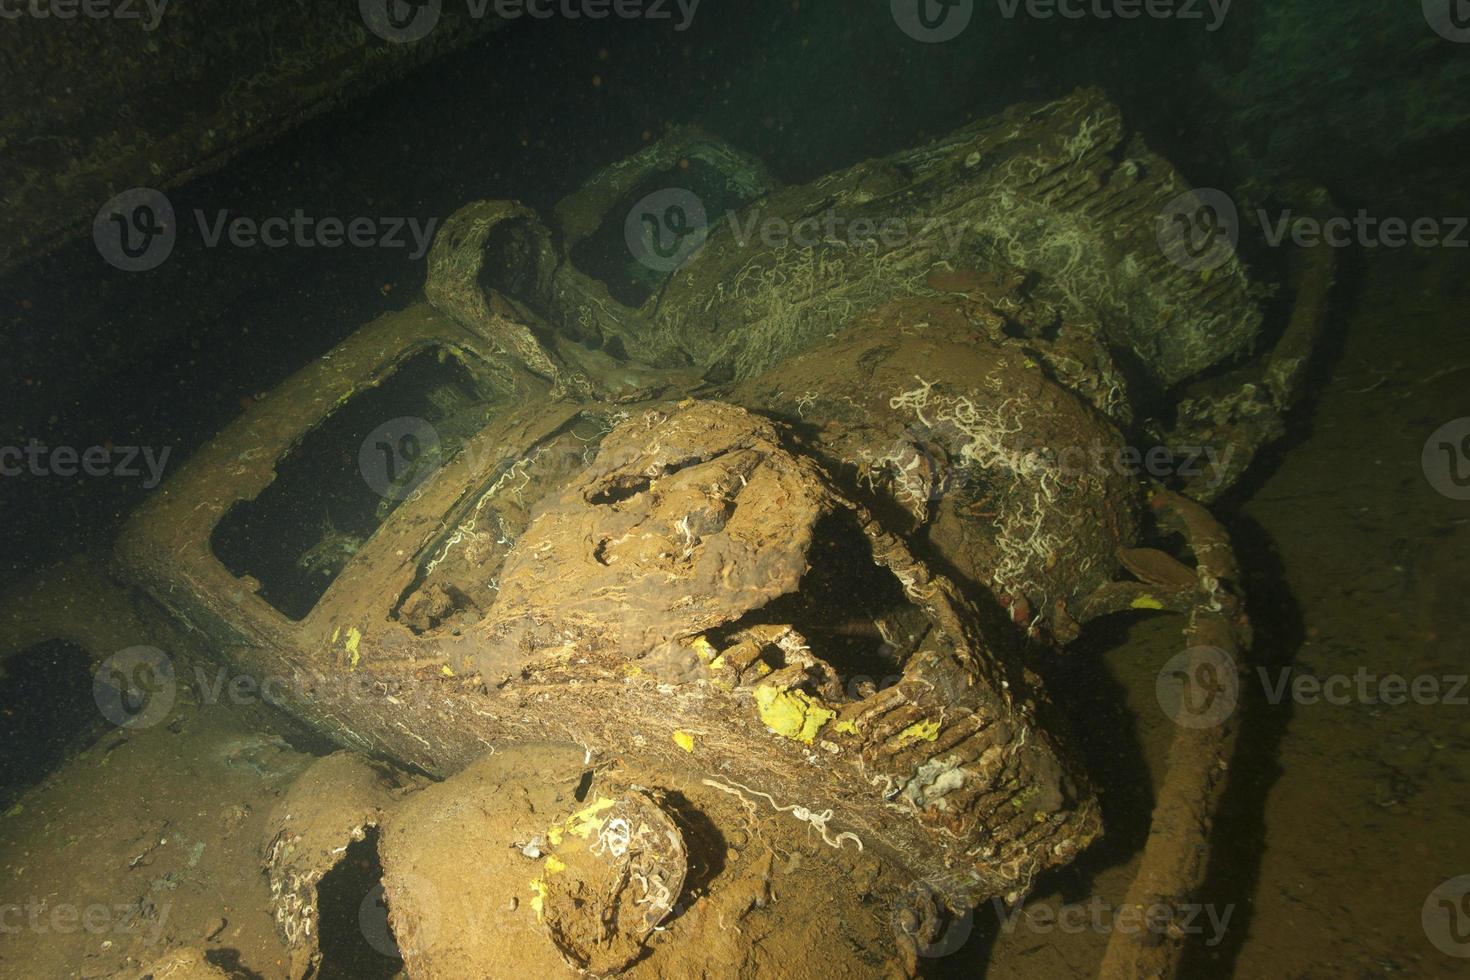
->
[9,88,1334,977]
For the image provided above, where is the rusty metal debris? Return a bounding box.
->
[0,87,1336,975]
[262,752,424,978]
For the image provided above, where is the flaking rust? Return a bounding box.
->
[75,89,1334,976]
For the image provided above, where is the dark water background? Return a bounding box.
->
[3,3,1469,977]
[0,2,1308,587]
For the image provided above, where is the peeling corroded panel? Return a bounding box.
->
[263,752,424,979]
[110,299,571,712]
[445,400,1101,904]
[736,302,1140,640]
[540,88,1264,390]
[112,308,1105,911]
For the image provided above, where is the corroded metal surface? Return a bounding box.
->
[97,91,1331,963]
